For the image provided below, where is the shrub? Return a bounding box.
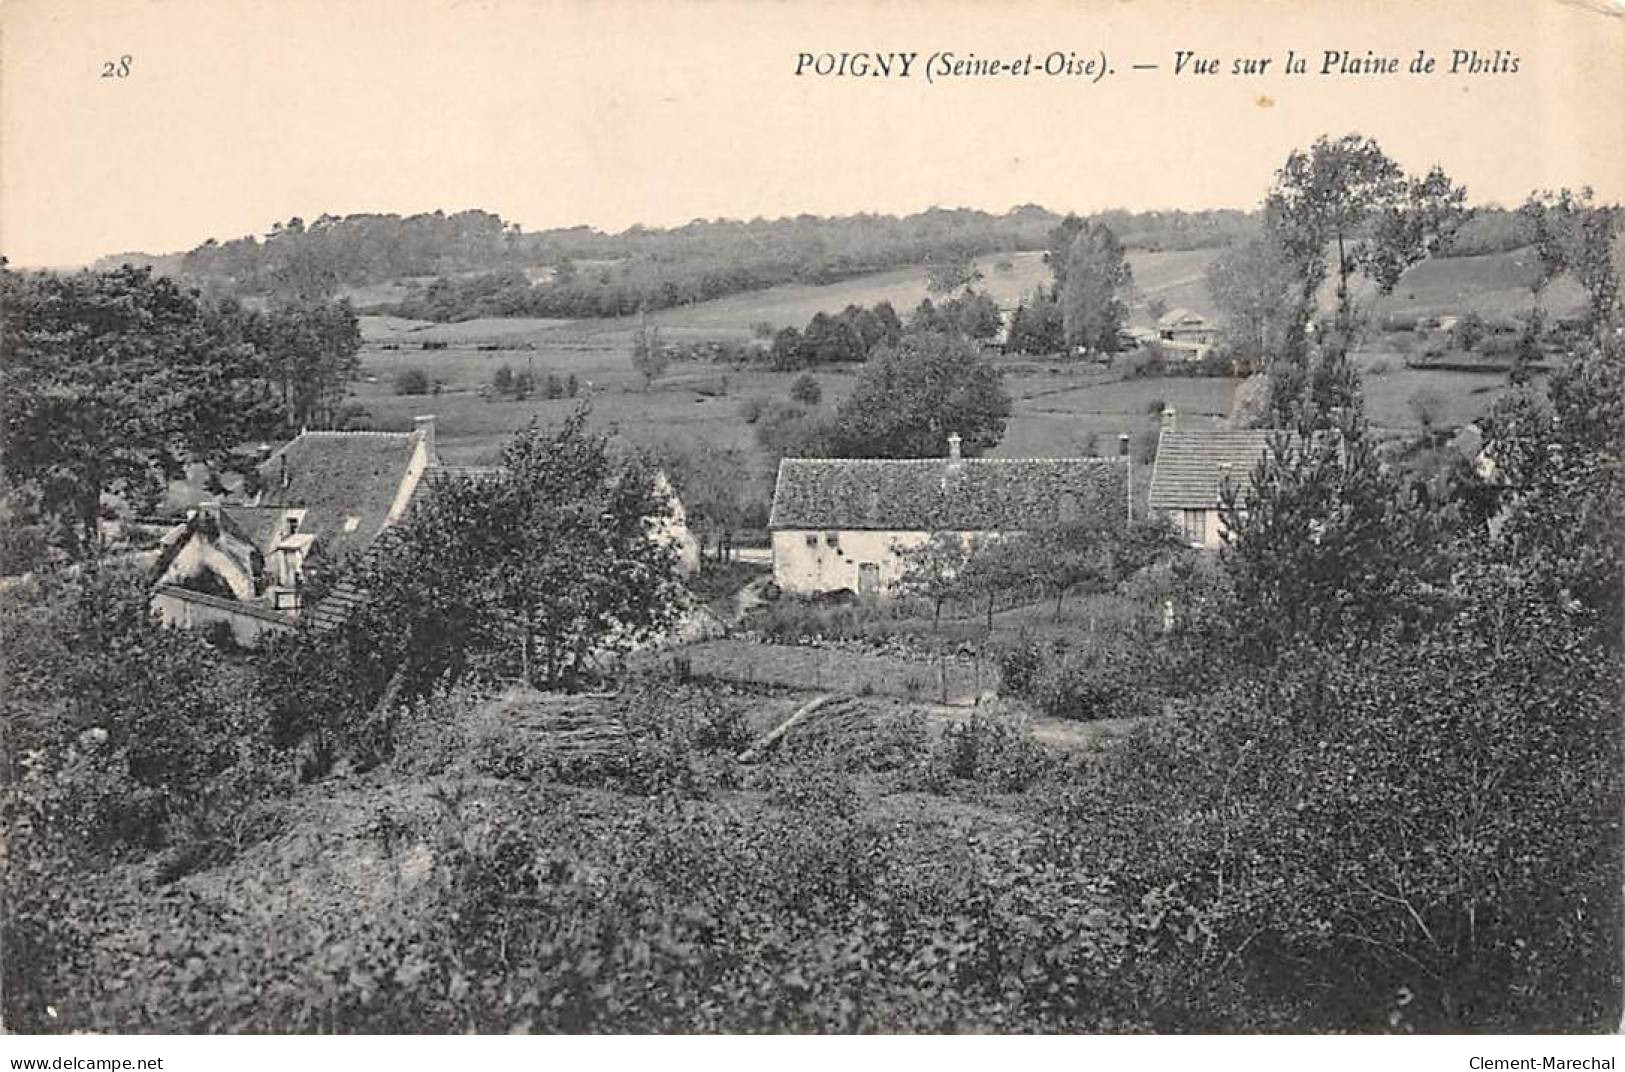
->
[737,395,767,424]
[996,637,1044,696]
[789,373,823,406]
[1031,647,1163,722]
[394,368,430,395]
[919,706,1054,793]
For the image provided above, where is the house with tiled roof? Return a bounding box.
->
[1147,408,1278,549]
[304,460,700,635]
[768,435,1131,596]
[154,415,703,644]
[152,416,441,644]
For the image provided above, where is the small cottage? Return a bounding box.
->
[768,436,1131,596]
[154,415,701,644]
[1147,409,1277,549]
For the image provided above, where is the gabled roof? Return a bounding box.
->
[255,431,424,558]
[218,505,288,553]
[1147,431,1277,511]
[769,456,1129,532]
[1157,308,1209,329]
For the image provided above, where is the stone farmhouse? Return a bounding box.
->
[152,415,700,646]
[768,435,1132,596]
[1146,408,1276,549]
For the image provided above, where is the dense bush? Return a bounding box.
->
[393,368,430,395]
[788,372,822,405]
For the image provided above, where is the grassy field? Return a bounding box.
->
[340,242,1556,496]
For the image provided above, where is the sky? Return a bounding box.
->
[1,0,1621,267]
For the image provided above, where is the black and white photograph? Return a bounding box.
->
[1,0,1622,1055]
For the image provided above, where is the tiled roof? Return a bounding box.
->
[255,431,421,558]
[308,464,501,632]
[219,505,289,553]
[1147,431,1277,511]
[768,456,1129,532]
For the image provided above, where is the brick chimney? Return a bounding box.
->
[413,414,438,463]
[1160,407,1178,435]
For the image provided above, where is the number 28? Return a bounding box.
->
[101,55,132,78]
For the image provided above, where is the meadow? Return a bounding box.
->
[344,243,1555,487]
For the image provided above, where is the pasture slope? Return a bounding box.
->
[350,243,1569,473]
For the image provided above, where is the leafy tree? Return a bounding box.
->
[788,373,822,406]
[394,368,430,395]
[1028,516,1180,620]
[1006,289,1066,355]
[957,536,1033,631]
[1203,234,1302,372]
[894,532,971,628]
[652,438,753,562]
[631,321,669,389]
[940,290,1004,341]
[802,311,865,363]
[830,332,1011,459]
[1265,134,1468,331]
[345,410,685,695]
[1059,222,1133,353]
[246,296,363,429]
[0,266,281,557]
[754,401,834,462]
[1518,187,1621,333]
[769,326,809,371]
[1043,213,1086,287]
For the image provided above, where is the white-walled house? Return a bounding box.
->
[768,436,1131,596]
[1147,409,1276,550]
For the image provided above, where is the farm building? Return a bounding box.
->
[1157,308,1218,345]
[768,435,1132,596]
[153,415,700,645]
[1156,308,1218,361]
[1147,409,1277,549]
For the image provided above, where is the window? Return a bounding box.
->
[1181,509,1207,544]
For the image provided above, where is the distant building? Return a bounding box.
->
[768,435,1131,596]
[1157,308,1218,344]
[1155,308,1218,361]
[1147,408,1278,549]
[153,415,700,645]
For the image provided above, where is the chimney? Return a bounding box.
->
[947,432,962,463]
[413,414,438,463]
[1160,407,1178,435]
[1118,433,1131,457]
